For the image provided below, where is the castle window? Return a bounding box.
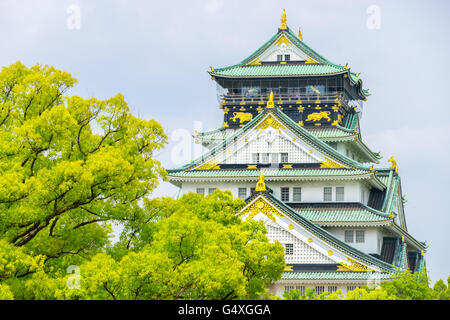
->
[315,286,325,295]
[347,286,358,292]
[196,188,205,195]
[293,187,302,202]
[345,230,354,243]
[208,188,216,194]
[281,187,290,202]
[285,243,294,255]
[328,286,337,293]
[356,230,365,243]
[336,187,345,201]
[238,188,247,199]
[284,285,294,292]
[261,153,270,163]
[277,54,283,62]
[252,153,259,163]
[323,187,332,201]
[296,286,305,296]
[285,54,290,61]
[281,153,289,163]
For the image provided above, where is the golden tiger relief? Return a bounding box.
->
[230,112,253,123]
[305,111,331,122]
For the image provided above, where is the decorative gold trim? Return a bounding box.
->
[266,90,275,108]
[328,250,333,256]
[275,35,292,46]
[305,111,331,122]
[305,57,316,64]
[249,58,261,65]
[255,171,266,191]
[337,257,368,272]
[280,9,287,30]
[320,157,345,169]
[298,27,303,40]
[388,156,398,173]
[288,224,294,230]
[247,164,257,169]
[255,114,286,132]
[195,161,220,170]
[284,265,293,271]
[239,197,284,223]
[282,164,293,169]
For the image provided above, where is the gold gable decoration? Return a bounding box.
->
[239,198,284,223]
[255,114,286,133]
[195,160,220,170]
[275,35,291,47]
[320,157,345,169]
[337,257,368,272]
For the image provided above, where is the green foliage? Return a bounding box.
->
[0,61,167,281]
[56,191,285,300]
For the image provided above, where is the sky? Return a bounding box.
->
[1,0,449,284]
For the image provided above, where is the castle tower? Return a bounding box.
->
[167,11,427,297]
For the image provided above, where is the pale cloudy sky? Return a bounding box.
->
[1,0,449,283]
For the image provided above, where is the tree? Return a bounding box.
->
[0,62,167,279]
[56,191,286,300]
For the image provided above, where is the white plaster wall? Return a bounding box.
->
[324,227,384,255]
[269,282,379,298]
[180,180,366,203]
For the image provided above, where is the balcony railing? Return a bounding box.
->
[218,92,349,107]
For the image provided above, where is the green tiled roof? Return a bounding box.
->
[281,271,392,280]
[294,204,391,224]
[168,168,373,179]
[212,64,346,78]
[209,27,369,97]
[306,126,355,140]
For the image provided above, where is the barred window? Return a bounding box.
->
[336,187,345,201]
[345,230,354,243]
[293,187,302,202]
[315,286,325,295]
[328,286,337,293]
[281,153,289,163]
[323,187,332,201]
[252,153,259,163]
[347,286,358,292]
[296,286,305,296]
[238,188,247,199]
[285,243,294,255]
[281,187,290,202]
[277,55,283,62]
[356,230,365,243]
[285,54,290,61]
[208,188,216,194]
[196,188,205,195]
[261,153,270,163]
[284,285,294,292]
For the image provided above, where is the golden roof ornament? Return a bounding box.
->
[266,90,275,108]
[280,9,287,30]
[388,156,398,173]
[298,27,303,40]
[255,171,266,192]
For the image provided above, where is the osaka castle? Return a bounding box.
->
[167,11,427,296]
